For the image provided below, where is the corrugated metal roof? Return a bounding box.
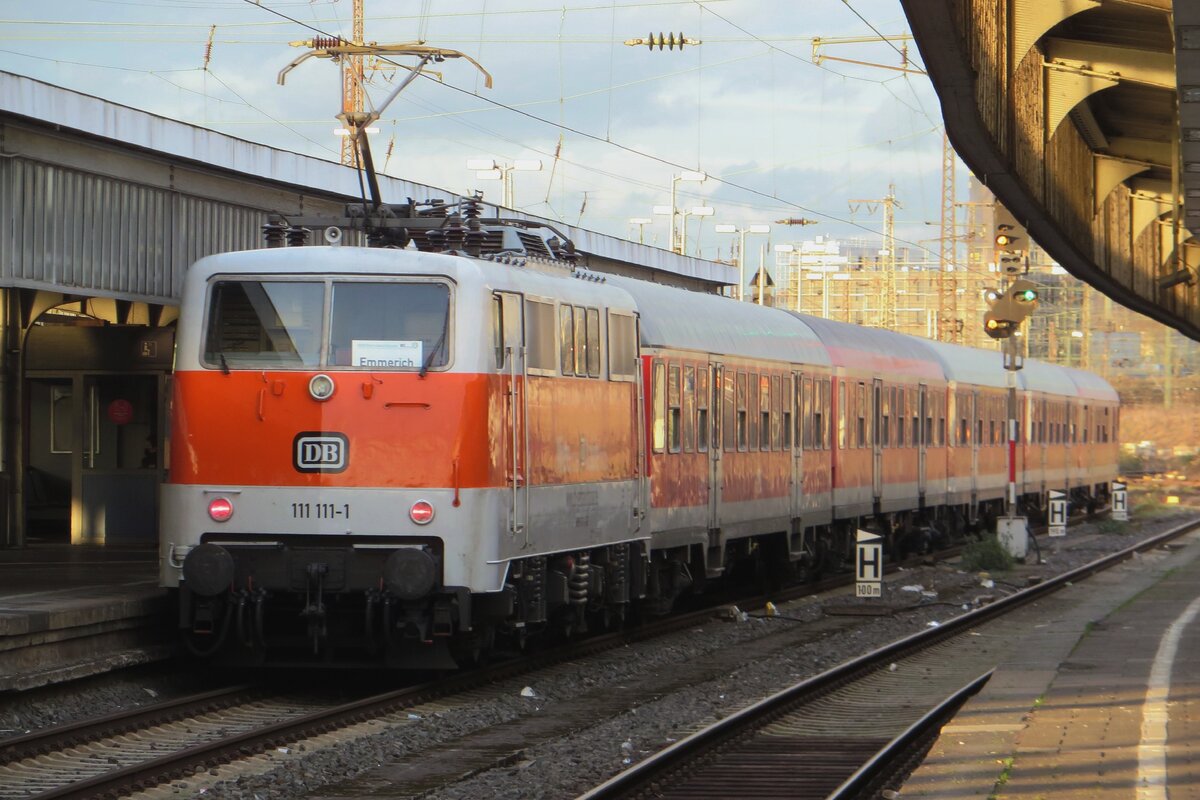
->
[0,71,734,287]
[605,275,830,365]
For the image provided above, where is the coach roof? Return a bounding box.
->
[605,276,830,365]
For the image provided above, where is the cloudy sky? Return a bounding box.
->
[0,0,957,263]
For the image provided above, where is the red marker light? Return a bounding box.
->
[208,497,234,522]
[409,500,435,525]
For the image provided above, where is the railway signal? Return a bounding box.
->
[982,279,1039,339]
[993,202,1028,274]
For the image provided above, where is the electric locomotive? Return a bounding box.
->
[161,199,1119,669]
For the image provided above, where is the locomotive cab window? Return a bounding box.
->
[204,278,452,371]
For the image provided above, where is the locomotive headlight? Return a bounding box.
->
[309,373,336,401]
[208,497,235,522]
[409,500,435,525]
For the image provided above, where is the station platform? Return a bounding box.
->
[904,525,1200,798]
[0,543,170,691]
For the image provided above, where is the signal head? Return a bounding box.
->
[984,317,1016,339]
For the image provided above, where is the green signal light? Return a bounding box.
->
[1017,289,1037,302]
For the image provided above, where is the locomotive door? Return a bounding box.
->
[708,363,723,531]
[496,292,528,544]
[871,379,883,500]
[917,384,927,496]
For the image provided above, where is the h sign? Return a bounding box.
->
[856,530,883,598]
[294,432,349,473]
[1048,490,1067,537]
[1112,482,1128,522]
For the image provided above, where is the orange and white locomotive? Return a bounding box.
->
[160,202,1118,668]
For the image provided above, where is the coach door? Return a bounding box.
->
[791,372,803,517]
[872,379,883,500]
[708,363,724,531]
[917,384,927,496]
[496,293,528,545]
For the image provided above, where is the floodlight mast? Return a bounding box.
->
[279,41,493,210]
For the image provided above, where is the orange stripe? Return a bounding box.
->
[168,371,637,489]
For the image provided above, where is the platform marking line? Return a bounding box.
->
[1137,594,1200,799]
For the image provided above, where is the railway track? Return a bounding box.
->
[574,514,1200,800]
[0,511,1116,800]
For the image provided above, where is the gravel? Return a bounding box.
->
[6,510,1191,800]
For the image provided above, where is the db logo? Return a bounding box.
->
[293,432,349,473]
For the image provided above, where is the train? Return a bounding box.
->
[159,201,1119,668]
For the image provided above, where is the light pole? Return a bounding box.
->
[629,217,652,245]
[716,224,771,301]
[467,158,542,208]
[678,206,714,257]
[670,171,707,254]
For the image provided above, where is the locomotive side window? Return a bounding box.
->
[586,308,601,377]
[559,306,575,375]
[607,311,638,380]
[204,280,324,368]
[492,296,504,369]
[330,281,451,370]
[525,299,557,374]
[573,306,587,377]
[652,361,666,453]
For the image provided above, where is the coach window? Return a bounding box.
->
[608,311,638,381]
[724,370,737,451]
[586,308,601,377]
[683,366,696,453]
[697,367,710,452]
[823,379,832,449]
[837,382,847,449]
[896,389,905,447]
[736,372,749,451]
[801,377,812,450]
[881,388,890,449]
[668,365,682,453]
[760,375,772,450]
[652,361,666,453]
[782,375,793,450]
[559,306,575,375]
[855,383,866,448]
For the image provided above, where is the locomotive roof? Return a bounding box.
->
[787,315,944,380]
[604,276,831,366]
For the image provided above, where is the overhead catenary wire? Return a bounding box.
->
[235,0,967,271]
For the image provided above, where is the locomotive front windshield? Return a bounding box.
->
[203,278,451,370]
